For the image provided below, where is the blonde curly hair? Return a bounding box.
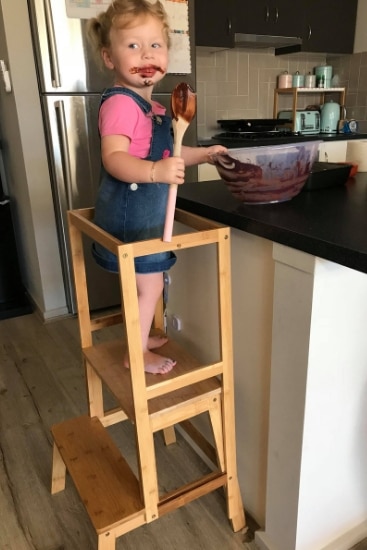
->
[87,0,170,67]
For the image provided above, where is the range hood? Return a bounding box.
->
[234,33,302,54]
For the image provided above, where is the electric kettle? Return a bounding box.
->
[320,100,340,133]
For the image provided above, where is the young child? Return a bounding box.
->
[87,0,226,375]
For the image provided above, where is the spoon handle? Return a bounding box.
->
[163,187,178,242]
[163,119,188,242]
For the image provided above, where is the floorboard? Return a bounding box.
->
[0,312,258,550]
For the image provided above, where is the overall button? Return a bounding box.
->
[130,183,138,191]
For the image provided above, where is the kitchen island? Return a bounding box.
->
[177,175,367,274]
[172,176,367,550]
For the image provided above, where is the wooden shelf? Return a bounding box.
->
[273,87,346,132]
[275,87,345,94]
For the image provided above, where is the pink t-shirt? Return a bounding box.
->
[98,93,166,158]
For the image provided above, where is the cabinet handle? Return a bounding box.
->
[44,0,61,88]
[274,7,279,23]
[227,18,232,35]
[265,6,270,22]
[55,100,73,211]
[307,25,312,40]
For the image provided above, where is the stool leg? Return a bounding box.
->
[154,294,177,446]
[51,443,66,494]
[221,389,246,532]
[208,396,224,469]
[98,531,116,550]
[226,478,246,532]
[163,426,176,446]
[209,396,246,531]
[86,361,104,418]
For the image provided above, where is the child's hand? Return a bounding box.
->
[155,157,185,185]
[206,145,228,165]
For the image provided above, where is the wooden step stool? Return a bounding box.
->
[51,207,246,549]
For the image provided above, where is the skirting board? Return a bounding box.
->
[42,307,69,321]
[32,301,69,322]
[255,520,367,550]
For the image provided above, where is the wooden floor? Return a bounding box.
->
[0,312,259,550]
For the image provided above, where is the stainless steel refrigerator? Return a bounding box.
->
[26,0,197,313]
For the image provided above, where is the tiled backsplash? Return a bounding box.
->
[196,48,367,139]
[332,52,367,131]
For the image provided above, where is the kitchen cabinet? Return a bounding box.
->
[273,87,346,132]
[195,0,234,48]
[318,140,349,163]
[195,0,356,54]
[299,0,357,54]
[236,0,301,37]
[195,0,300,48]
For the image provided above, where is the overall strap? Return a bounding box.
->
[100,87,152,115]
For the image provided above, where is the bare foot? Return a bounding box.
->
[148,334,168,350]
[143,351,176,374]
[124,351,176,375]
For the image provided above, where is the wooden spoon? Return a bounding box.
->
[163,82,196,242]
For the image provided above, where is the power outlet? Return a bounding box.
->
[171,315,182,331]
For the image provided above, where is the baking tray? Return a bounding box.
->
[303,162,352,191]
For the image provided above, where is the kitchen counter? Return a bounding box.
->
[177,173,367,274]
[177,171,367,549]
[199,132,367,148]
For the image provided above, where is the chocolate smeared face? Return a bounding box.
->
[129,65,165,76]
[103,15,168,91]
[129,65,165,86]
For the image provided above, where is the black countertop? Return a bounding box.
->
[177,173,367,274]
[200,132,367,148]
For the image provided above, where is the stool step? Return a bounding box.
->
[51,415,144,534]
[84,335,222,421]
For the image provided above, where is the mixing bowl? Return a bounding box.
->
[213,141,321,204]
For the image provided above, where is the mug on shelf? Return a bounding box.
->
[304,73,316,88]
[277,71,292,88]
[292,71,305,87]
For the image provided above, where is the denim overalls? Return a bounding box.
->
[92,87,177,274]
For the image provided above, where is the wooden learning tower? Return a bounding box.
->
[50,207,246,549]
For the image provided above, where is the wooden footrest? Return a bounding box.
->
[51,415,144,534]
[83,335,222,422]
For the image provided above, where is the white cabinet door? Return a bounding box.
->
[198,163,220,181]
[318,141,348,162]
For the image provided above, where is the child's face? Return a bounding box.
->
[103,15,168,90]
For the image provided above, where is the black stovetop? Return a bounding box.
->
[213,129,294,140]
[211,132,321,147]
[212,118,316,146]
[199,118,367,148]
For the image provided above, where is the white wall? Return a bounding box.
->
[0,0,67,318]
[257,246,367,550]
[168,226,274,525]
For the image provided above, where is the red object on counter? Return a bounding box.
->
[339,162,358,177]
